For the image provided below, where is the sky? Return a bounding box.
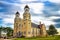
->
[0,0,60,34]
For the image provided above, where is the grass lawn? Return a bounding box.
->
[12,35,60,40]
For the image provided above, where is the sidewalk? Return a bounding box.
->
[0,38,11,40]
[4,39,11,40]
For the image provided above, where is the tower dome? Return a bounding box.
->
[24,5,29,9]
[16,11,20,14]
[15,11,20,17]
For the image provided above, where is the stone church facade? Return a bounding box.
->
[13,5,47,37]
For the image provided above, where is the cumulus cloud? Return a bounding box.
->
[58,10,60,14]
[0,0,60,32]
[47,16,60,20]
[20,0,37,2]
[49,0,60,3]
[29,3,44,14]
[3,18,14,24]
[31,16,56,26]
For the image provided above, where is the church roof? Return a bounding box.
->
[31,23,39,28]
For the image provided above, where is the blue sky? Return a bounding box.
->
[0,0,60,32]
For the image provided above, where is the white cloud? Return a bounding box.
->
[0,1,21,6]
[1,0,44,14]
[20,0,37,2]
[2,15,15,24]
[0,14,15,28]
[47,16,60,20]
[1,0,60,30]
[49,0,60,3]
[29,3,44,14]
[3,18,14,24]
[15,3,44,14]
[31,16,55,26]
[58,10,60,14]
[2,17,14,28]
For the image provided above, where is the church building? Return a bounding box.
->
[13,5,47,37]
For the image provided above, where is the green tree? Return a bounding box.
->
[48,25,58,35]
[5,27,13,37]
[0,26,13,38]
[0,26,2,37]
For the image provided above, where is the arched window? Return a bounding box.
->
[24,15,26,19]
[19,24,21,27]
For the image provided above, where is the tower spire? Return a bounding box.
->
[39,21,41,25]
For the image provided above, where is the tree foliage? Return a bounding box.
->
[5,27,13,37]
[0,26,13,37]
[48,25,58,35]
[0,26,3,37]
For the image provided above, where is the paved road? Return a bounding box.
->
[4,39,11,40]
[0,38,11,40]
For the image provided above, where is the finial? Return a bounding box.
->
[39,21,41,25]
